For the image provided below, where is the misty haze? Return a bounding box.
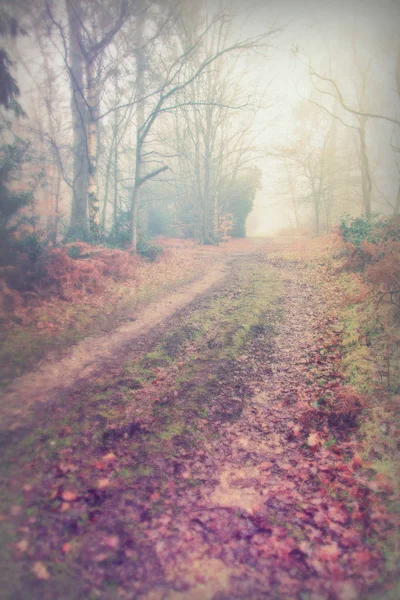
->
[0,0,399,598]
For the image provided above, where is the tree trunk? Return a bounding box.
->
[394,181,400,215]
[131,16,145,251]
[315,199,320,236]
[101,135,114,231]
[66,0,88,238]
[87,60,100,240]
[114,128,119,232]
[358,118,372,216]
[131,176,140,251]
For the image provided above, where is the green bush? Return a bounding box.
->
[105,210,131,248]
[0,138,36,266]
[15,231,45,263]
[136,239,163,262]
[339,213,383,247]
[66,245,81,259]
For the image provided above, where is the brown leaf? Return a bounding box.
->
[351,455,363,470]
[16,539,29,552]
[94,553,110,563]
[32,562,50,580]
[105,535,119,549]
[97,478,110,489]
[280,463,292,471]
[293,425,301,437]
[58,426,72,437]
[103,452,117,462]
[319,542,340,561]
[61,490,78,502]
[328,505,348,524]
[352,549,371,565]
[260,461,273,471]
[307,432,321,449]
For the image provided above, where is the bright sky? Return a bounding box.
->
[239,0,400,233]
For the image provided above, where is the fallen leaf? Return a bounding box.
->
[351,455,363,470]
[319,542,339,561]
[16,539,29,552]
[32,562,50,580]
[97,478,110,489]
[352,549,371,565]
[105,535,119,549]
[61,490,78,502]
[280,463,292,471]
[260,461,273,471]
[94,553,110,563]
[337,581,358,600]
[307,432,321,449]
[293,425,301,437]
[58,426,72,437]
[328,505,348,524]
[103,452,117,462]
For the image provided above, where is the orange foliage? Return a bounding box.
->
[217,213,234,242]
[0,243,141,312]
[365,240,400,294]
[37,248,106,300]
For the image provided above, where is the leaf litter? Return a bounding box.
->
[0,239,397,599]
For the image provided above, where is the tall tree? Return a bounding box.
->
[0,5,26,116]
[46,0,131,239]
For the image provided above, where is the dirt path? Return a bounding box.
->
[0,241,394,600]
[0,250,240,431]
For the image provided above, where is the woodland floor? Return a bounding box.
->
[0,238,398,600]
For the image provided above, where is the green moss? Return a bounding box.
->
[134,465,153,477]
[334,269,400,595]
[117,467,135,481]
[143,348,172,368]
[159,422,184,440]
[186,478,203,487]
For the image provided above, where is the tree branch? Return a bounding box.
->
[309,66,400,127]
[138,164,168,187]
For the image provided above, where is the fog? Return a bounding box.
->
[2,0,400,243]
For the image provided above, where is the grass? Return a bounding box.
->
[0,250,281,599]
[332,264,400,596]
[0,245,209,390]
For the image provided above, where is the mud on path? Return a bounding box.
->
[0,240,395,600]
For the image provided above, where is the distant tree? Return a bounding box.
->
[0,138,34,265]
[222,167,262,238]
[0,6,26,116]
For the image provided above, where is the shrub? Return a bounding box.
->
[15,231,45,263]
[0,138,36,266]
[339,214,400,275]
[66,245,81,260]
[136,239,163,262]
[339,213,383,248]
[216,213,233,243]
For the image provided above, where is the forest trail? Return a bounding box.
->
[0,243,258,432]
[0,239,394,600]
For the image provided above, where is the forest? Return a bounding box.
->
[0,0,400,599]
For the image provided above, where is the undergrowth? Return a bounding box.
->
[328,217,400,596]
